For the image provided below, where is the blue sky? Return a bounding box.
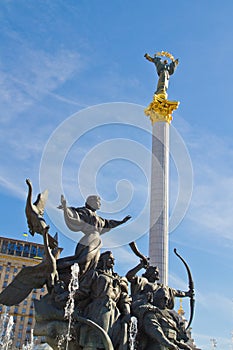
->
[0,1,233,349]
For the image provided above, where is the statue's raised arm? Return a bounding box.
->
[57,194,131,279]
[58,194,83,232]
[58,194,131,235]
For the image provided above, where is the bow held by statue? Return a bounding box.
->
[174,248,195,330]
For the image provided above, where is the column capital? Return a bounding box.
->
[145,94,179,125]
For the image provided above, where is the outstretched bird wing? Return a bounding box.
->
[33,189,48,216]
[25,179,49,236]
[0,264,47,306]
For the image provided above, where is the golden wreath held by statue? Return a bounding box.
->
[155,51,175,62]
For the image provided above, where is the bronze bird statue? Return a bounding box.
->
[25,179,57,249]
[25,178,49,236]
[0,229,59,306]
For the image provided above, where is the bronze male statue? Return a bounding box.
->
[126,259,192,310]
[78,251,131,350]
[134,286,192,350]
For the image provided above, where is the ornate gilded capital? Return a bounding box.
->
[144,94,179,125]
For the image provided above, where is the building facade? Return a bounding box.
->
[0,235,61,349]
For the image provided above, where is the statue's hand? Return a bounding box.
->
[140,257,149,269]
[144,53,148,57]
[122,215,131,223]
[186,289,194,298]
[57,195,67,210]
[175,58,179,65]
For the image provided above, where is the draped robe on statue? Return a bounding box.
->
[57,205,125,283]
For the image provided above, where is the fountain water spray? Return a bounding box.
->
[0,309,8,343]
[129,316,138,350]
[62,263,80,350]
[22,329,34,350]
[0,309,14,350]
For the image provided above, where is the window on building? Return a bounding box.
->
[8,242,16,255]
[0,266,3,271]
[28,317,33,325]
[14,267,18,273]
[15,244,23,256]
[20,316,24,321]
[16,341,21,348]
[14,307,18,314]
[22,308,26,314]
[19,324,23,330]
[5,274,9,280]
[18,332,22,339]
[1,240,8,253]
[6,266,10,272]
[30,245,37,258]
[23,244,30,257]
[23,300,27,305]
[3,281,8,288]
[37,247,44,258]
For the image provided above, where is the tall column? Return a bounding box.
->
[149,121,169,285]
[145,94,179,285]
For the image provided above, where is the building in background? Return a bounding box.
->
[0,235,62,349]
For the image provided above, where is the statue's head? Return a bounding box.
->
[85,195,101,211]
[97,251,115,270]
[152,286,169,309]
[143,266,160,282]
[163,59,168,64]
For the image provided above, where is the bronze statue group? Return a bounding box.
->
[0,181,194,350]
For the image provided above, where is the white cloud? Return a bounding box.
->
[174,117,233,241]
[0,176,25,199]
[0,45,88,197]
[0,47,84,123]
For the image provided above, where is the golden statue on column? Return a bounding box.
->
[144,51,180,124]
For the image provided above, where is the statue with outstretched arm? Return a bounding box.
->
[144,52,179,97]
[57,194,131,282]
